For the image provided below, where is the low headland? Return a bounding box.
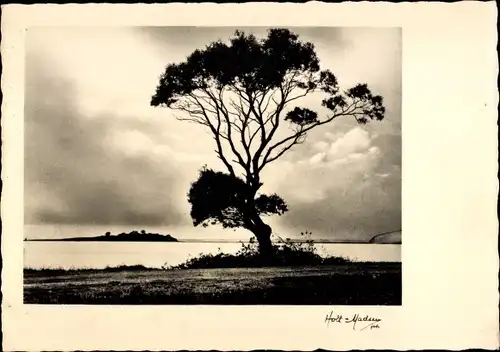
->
[27,230,178,242]
[24,232,402,305]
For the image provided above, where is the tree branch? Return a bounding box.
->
[258,100,363,170]
[201,87,250,177]
[181,92,237,177]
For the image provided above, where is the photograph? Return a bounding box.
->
[22,26,402,305]
[3,2,498,351]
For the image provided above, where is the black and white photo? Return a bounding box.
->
[1,3,498,351]
[23,26,402,305]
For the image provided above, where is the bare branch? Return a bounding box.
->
[258,100,364,170]
[177,92,237,177]
[259,131,305,169]
[251,77,300,174]
[198,87,250,177]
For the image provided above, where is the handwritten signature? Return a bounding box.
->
[325,311,382,331]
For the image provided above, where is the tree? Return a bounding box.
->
[151,28,385,259]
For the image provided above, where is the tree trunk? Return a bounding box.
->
[250,222,274,263]
[243,183,274,263]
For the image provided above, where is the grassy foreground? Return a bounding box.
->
[24,263,401,305]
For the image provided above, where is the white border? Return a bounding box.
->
[2,3,499,350]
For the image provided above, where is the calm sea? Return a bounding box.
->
[24,241,401,269]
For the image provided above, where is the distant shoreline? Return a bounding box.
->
[25,239,400,244]
[24,230,401,244]
[25,230,178,243]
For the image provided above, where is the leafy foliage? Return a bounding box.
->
[255,194,288,216]
[151,28,385,132]
[188,167,288,228]
[151,29,320,106]
[285,107,318,126]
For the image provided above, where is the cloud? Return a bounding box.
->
[327,127,371,158]
[24,53,206,226]
[312,140,330,152]
[308,127,377,166]
[24,27,228,227]
[309,152,326,165]
[265,124,400,240]
[278,169,401,241]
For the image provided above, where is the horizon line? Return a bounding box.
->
[24,238,401,244]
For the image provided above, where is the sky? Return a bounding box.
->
[24,26,401,242]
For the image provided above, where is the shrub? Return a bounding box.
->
[168,231,351,269]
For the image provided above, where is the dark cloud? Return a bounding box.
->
[135,26,344,62]
[273,125,401,241]
[24,57,185,226]
[279,169,401,241]
[373,133,402,170]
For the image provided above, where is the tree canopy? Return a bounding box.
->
[187,167,288,229]
[151,28,385,252]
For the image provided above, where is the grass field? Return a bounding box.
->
[24,262,401,305]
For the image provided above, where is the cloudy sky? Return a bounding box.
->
[24,26,401,241]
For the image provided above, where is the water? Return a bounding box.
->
[24,241,401,269]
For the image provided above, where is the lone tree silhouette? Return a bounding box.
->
[151,28,385,260]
